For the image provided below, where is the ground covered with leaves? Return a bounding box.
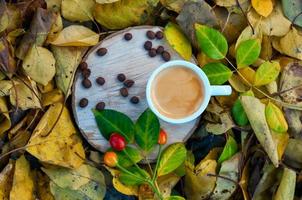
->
[0,0,302,199]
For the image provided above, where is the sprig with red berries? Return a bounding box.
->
[93,108,187,200]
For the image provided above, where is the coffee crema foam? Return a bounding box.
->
[151,66,204,119]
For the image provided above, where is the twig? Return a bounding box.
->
[207,173,239,186]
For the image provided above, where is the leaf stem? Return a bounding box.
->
[152,145,162,182]
[122,148,147,178]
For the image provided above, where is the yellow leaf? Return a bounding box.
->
[228,74,249,92]
[251,0,273,17]
[274,168,296,200]
[46,0,62,12]
[104,166,138,196]
[42,88,64,107]
[0,80,12,96]
[260,35,273,60]
[10,156,34,200]
[27,103,85,168]
[272,131,289,161]
[0,162,14,200]
[96,0,120,3]
[235,25,262,50]
[0,2,9,33]
[0,97,11,137]
[164,22,192,60]
[254,61,280,86]
[50,25,99,46]
[238,66,255,85]
[265,102,288,133]
[23,46,56,86]
[158,173,181,198]
[61,0,95,22]
[46,13,63,44]
[160,0,187,13]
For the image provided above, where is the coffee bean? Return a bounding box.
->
[82,78,92,88]
[130,96,140,104]
[124,33,132,41]
[146,30,156,39]
[120,87,128,97]
[156,46,164,54]
[149,48,157,57]
[79,98,88,107]
[96,102,105,111]
[144,41,152,50]
[162,51,171,61]
[155,31,164,39]
[79,62,88,71]
[124,79,135,88]
[96,48,107,56]
[82,68,91,78]
[96,77,105,85]
[117,73,126,82]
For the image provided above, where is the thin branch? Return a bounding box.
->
[207,173,239,186]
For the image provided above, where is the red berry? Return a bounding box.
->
[158,129,167,145]
[109,133,126,151]
[104,151,118,167]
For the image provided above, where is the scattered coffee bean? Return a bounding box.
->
[96,77,105,85]
[146,30,156,39]
[130,96,140,104]
[124,79,135,88]
[117,73,126,82]
[155,31,164,39]
[162,51,171,61]
[79,98,88,107]
[120,87,128,97]
[82,78,92,88]
[79,62,88,71]
[149,48,157,57]
[82,68,91,78]
[124,33,132,41]
[96,48,107,56]
[156,46,164,54]
[144,41,152,50]
[96,102,105,111]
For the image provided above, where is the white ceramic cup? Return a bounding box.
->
[146,60,232,124]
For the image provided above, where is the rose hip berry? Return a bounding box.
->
[158,129,167,145]
[104,151,118,167]
[109,133,126,151]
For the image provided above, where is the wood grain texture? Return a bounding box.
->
[72,26,199,160]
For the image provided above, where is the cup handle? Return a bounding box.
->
[210,85,232,96]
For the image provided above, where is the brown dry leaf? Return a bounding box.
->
[22,46,56,86]
[0,162,14,200]
[272,27,302,60]
[46,13,63,44]
[5,4,22,32]
[10,155,34,200]
[0,97,11,137]
[158,173,181,198]
[160,0,187,13]
[36,171,54,200]
[50,25,99,46]
[238,67,256,85]
[239,161,250,200]
[9,79,41,110]
[61,0,95,22]
[247,2,291,37]
[260,35,273,60]
[251,0,273,17]
[16,8,55,59]
[0,37,16,76]
[26,102,85,168]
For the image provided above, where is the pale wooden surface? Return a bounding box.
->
[72,26,199,160]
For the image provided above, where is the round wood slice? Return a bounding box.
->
[72,26,199,160]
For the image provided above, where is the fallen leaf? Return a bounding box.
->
[214,0,250,13]
[265,102,288,133]
[238,67,255,85]
[218,135,238,164]
[43,164,106,200]
[36,171,55,200]
[251,0,273,17]
[282,0,302,28]
[5,4,22,32]
[284,139,302,167]
[0,162,14,200]
[51,46,87,96]
[272,131,289,160]
[235,25,262,50]
[0,80,12,96]
[61,0,95,22]
[239,161,250,200]
[228,74,249,92]
[284,109,302,139]
[236,39,261,68]
[160,0,187,13]
[46,0,61,12]
[158,173,181,198]
[42,88,64,107]
[247,1,291,36]
[96,0,120,4]
[10,155,34,200]
[260,35,273,60]
[46,13,63,44]
[201,62,232,85]
[50,25,99,46]
[0,37,16,76]
[254,61,280,86]
[22,46,56,86]
[0,97,11,137]
[0,1,9,33]
[164,22,192,60]
[27,102,85,168]
[9,79,41,110]
[94,0,159,30]
[274,167,296,200]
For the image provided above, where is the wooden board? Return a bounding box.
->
[72,26,199,160]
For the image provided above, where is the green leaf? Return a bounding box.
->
[164,22,192,60]
[218,135,238,164]
[93,109,135,142]
[110,146,143,168]
[236,39,261,68]
[157,143,187,176]
[135,108,160,152]
[265,102,288,133]
[274,167,296,200]
[231,90,254,126]
[254,61,280,86]
[119,167,149,186]
[195,23,228,60]
[164,196,186,200]
[202,62,232,85]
